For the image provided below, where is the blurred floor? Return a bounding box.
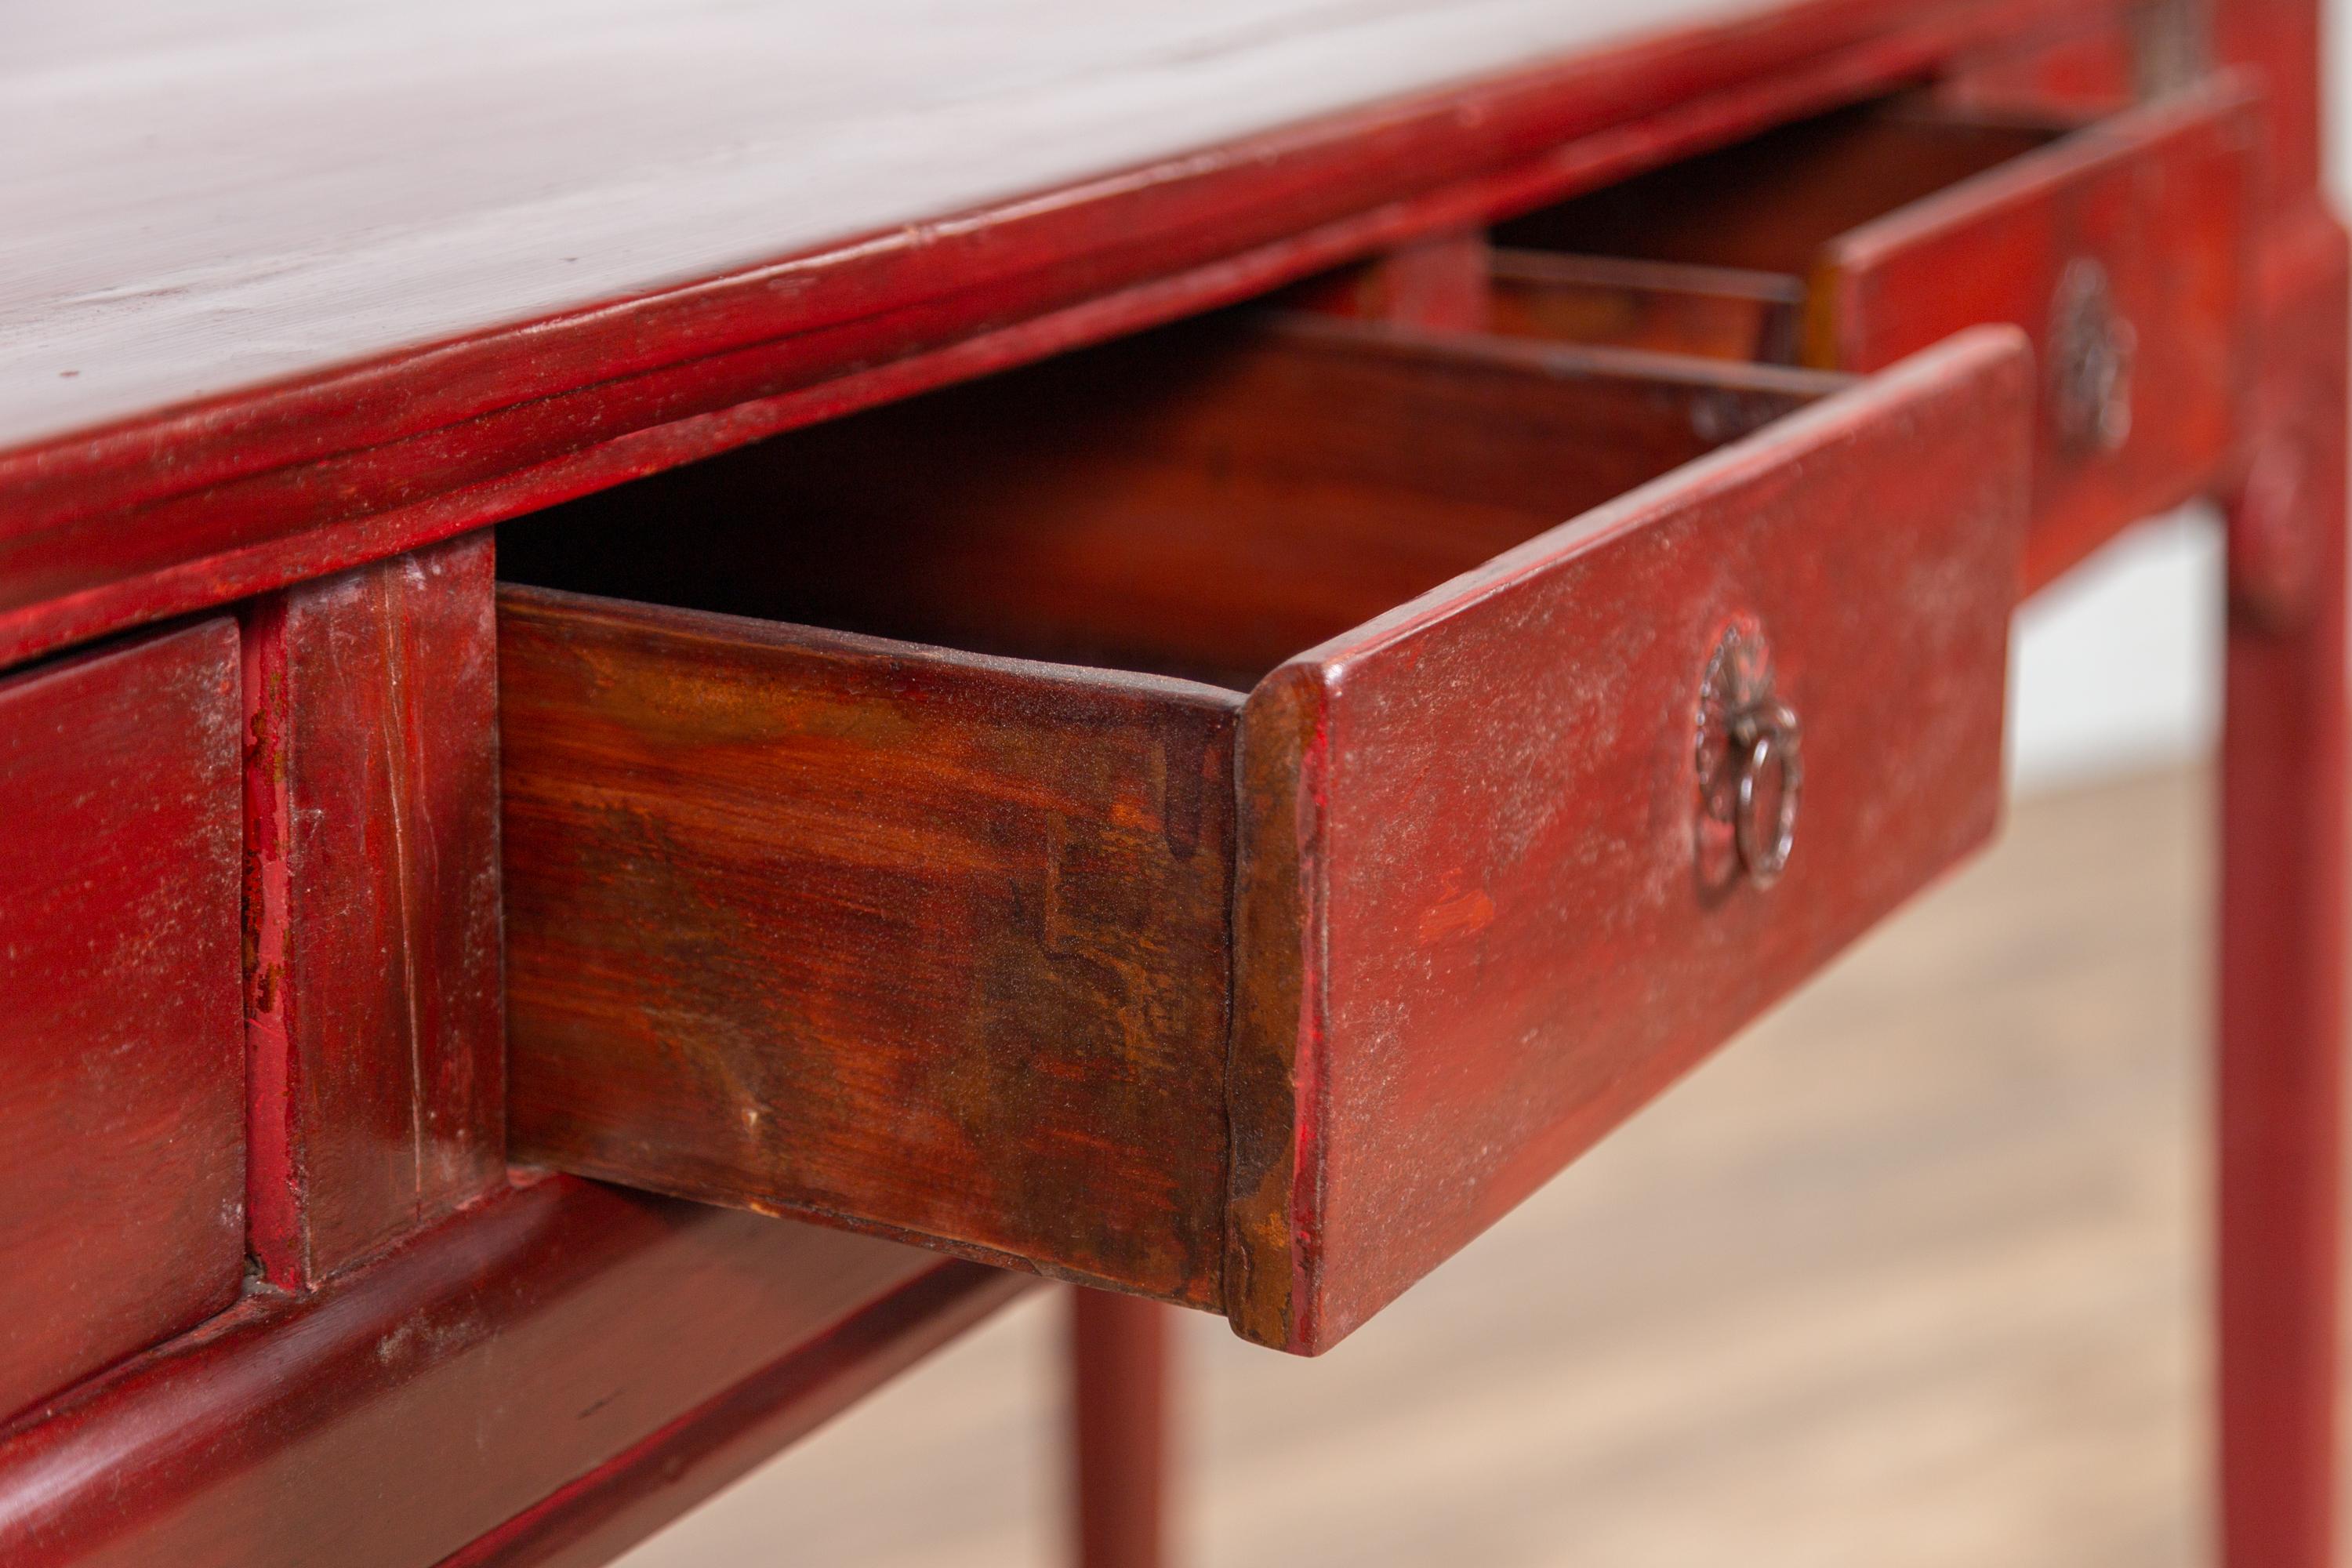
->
[618,766,2208,1567]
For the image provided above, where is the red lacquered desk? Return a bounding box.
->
[0,2,2339,1564]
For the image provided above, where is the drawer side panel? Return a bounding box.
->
[501,591,1238,1305]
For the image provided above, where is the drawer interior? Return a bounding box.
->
[498,311,1846,687]
[1485,251,1810,365]
[1486,97,2071,361]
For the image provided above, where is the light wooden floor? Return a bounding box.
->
[619,768,2209,1566]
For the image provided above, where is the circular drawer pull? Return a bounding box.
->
[2049,257,2136,454]
[1695,620,1802,892]
[1730,701,1802,887]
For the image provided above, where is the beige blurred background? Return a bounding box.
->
[610,24,2352,1563]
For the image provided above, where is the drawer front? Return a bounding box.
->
[1812,84,2254,582]
[1227,329,2031,1352]
[0,620,246,1419]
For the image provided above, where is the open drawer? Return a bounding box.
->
[498,313,2030,1352]
[1489,81,2255,587]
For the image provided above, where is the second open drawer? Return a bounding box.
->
[1489,81,2256,587]
[499,311,2029,1352]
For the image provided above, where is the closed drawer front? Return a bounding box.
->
[499,311,2031,1351]
[1491,79,2255,588]
[0,619,246,1419]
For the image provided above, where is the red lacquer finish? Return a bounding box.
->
[1936,5,2143,113]
[0,1175,1031,1568]
[0,0,2075,676]
[1815,82,2256,587]
[2216,208,2350,1568]
[1229,329,2030,1351]
[1491,83,2256,591]
[2214,0,2321,220]
[244,535,506,1287]
[0,619,246,1425]
[0,2,2342,1562]
[2205,0,2348,1558]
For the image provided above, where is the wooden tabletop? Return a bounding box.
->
[4,0,1759,454]
[0,0,2001,673]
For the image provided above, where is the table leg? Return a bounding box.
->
[2218,220,2350,1568]
[1069,1287,1173,1568]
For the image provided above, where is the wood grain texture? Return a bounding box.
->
[442,1260,1030,1568]
[501,590,1242,1307]
[0,0,2085,672]
[1816,81,2256,589]
[0,1174,1033,1568]
[242,535,506,1287]
[1229,328,2032,1352]
[0,619,245,1424]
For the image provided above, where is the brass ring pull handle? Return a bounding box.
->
[1695,621,1802,894]
[2049,257,2136,455]
[1730,701,1802,888]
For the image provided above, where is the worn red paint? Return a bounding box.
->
[2216,201,2350,1568]
[241,537,506,1288]
[1817,82,2256,587]
[0,0,2071,674]
[1229,328,2031,1350]
[1417,887,1499,942]
[0,2,2335,1564]
[0,1176,1031,1568]
[239,597,303,1283]
[1492,83,2256,591]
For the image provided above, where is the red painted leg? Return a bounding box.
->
[1069,1287,1173,1568]
[2218,212,2350,1568]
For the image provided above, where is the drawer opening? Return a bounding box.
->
[498,310,1846,688]
[495,319,2028,1336]
[1479,77,2256,593]
[1485,96,2074,361]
